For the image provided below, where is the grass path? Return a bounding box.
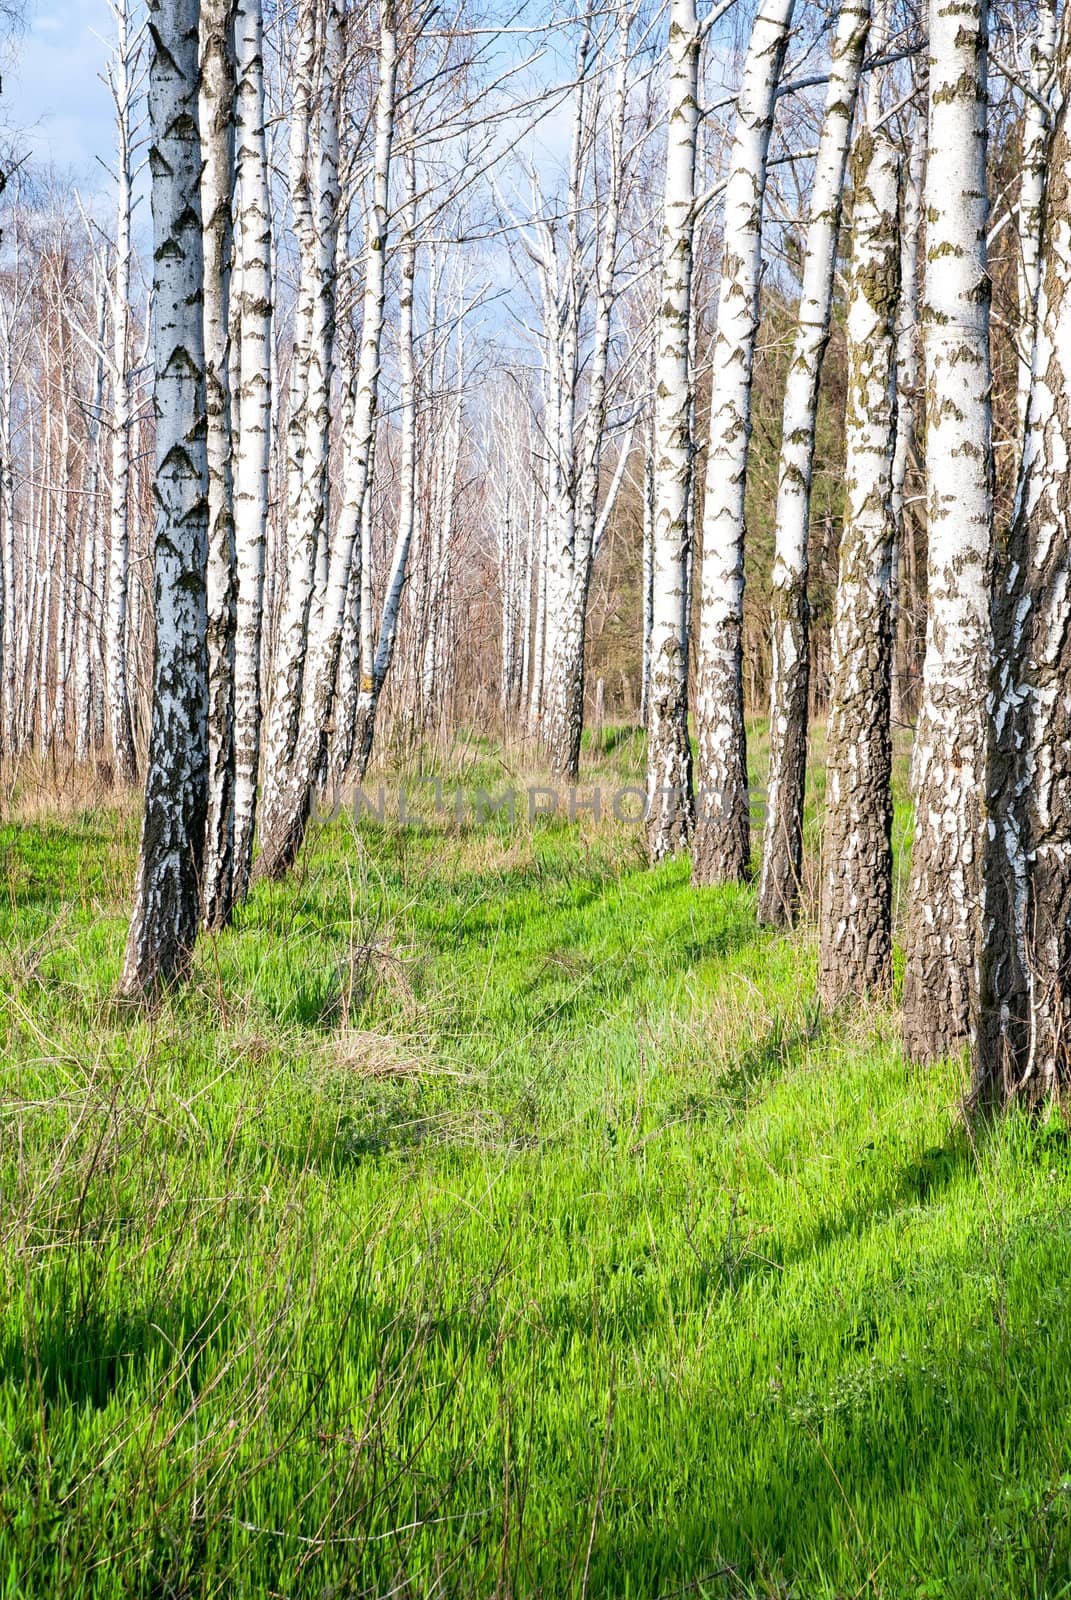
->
[2,739,1071,1597]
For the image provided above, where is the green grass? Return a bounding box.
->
[2,731,1071,1598]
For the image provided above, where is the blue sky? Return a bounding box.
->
[7,0,118,181]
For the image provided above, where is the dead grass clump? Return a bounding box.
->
[320,1028,464,1081]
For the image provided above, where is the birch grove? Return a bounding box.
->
[3,0,1071,1114]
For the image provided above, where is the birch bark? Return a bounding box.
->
[543,3,630,783]
[974,9,1071,1108]
[1017,0,1058,441]
[0,314,14,761]
[255,0,396,878]
[106,0,140,785]
[75,278,109,764]
[199,0,237,929]
[902,0,993,1064]
[818,130,900,1005]
[692,0,795,886]
[889,98,926,727]
[758,0,871,925]
[645,0,700,862]
[258,0,335,791]
[119,0,210,996]
[231,0,272,900]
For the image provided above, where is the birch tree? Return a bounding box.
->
[231,0,272,901]
[199,0,237,929]
[758,0,871,926]
[119,0,210,996]
[1016,0,1058,440]
[255,0,396,880]
[539,2,632,784]
[889,92,926,726]
[901,0,993,1064]
[258,0,341,795]
[692,0,795,888]
[818,129,900,1005]
[974,7,1071,1108]
[645,0,701,862]
[0,290,17,761]
[73,272,109,765]
[105,0,143,785]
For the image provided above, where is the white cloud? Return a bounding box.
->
[6,0,120,182]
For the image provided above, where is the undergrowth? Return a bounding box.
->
[1,727,1069,1597]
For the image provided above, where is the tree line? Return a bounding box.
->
[0,0,1066,1110]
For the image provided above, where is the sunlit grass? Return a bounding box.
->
[1,727,1069,1597]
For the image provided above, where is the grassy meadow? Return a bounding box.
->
[3,727,1071,1597]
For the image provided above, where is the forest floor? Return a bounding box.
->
[3,727,1071,1598]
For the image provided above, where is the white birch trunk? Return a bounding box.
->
[757,0,871,925]
[200,0,238,929]
[1017,0,1059,441]
[645,0,700,862]
[543,4,630,783]
[889,97,926,727]
[255,0,396,879]
[640,428,655,728]
[119,0,210,996]
[0,315,15,762]
[351,129,417,781]
[106,0,139,785]
[974,9,1071,1107]
[692,0,795,886]
[231,0,272,900]
[259,0,327,787]
[902,0,993,1064]
[818,130,900,1005]
[75,277,109,765]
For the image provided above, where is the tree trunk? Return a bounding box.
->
[255,0,395,880]
[543,4,630,784]
[645,0,700,863]
[889,95,926,729]
[258,0,334,795]
[640,429,654,728]
[692,0,795,887]
[0,319,14,764]
[973,10,1071,1109]
[199,0,238,930]
[1016,0,1058,442]
[902,0,993,1064]
[106,2,139,786]
[231,0,272,901]
[75,278,109,766]
[119,0,210,997]
[818,130,900,1006]
[758,0,870,925]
